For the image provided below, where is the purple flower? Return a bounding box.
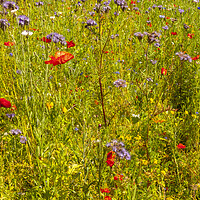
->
[3,1,19,10]
[114,11,119,16]
[178,9,184,14]
[35,2,44,6]
[0,19,10,30]
[175,52,192,62]
[46,33,66,45]
[10,129,22,135]
[6,113,15,119]
[102,6,111,13]
[157,5,163,10]
[113,79,127,87]
[86,19,97,26]
[162,25,169,30]
[151,60,157,64]
[134,32,144,41]
[159,15,165,18]
[18,15,30,26]
[19,136,27,144]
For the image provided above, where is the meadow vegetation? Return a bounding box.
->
[0,0,200,199]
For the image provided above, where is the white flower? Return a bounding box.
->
[132,114,140,118]
[11,9,18,13]
[21,30,33,36]
[50,16,55,20]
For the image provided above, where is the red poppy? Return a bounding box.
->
[4,42,15,46]
[192,55,199,60]
[161,68,167,75]
[114,174,123,181]
[187,33,194,39]
[177,143,186,149]
[106,159,115,167]
[100,188,110,193]
[0,98,11,108]
[41,37,51,43]
[45,51,74,66]
[67,40,75,48]
[166,17,170,19]
[171,32,177,35]
[104,196,112,200]
[131,1,136,4]
[11,104,17,111]
[106,151,115,167]
[147,23,152,27]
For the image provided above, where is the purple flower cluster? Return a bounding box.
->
[35,2,44,6]
[175,52,192,62]
[0,18,10,30]
[6,113,15,119]
[113,79,127,88]
[10,129,22,135]
[106,139,131,160]
[9,129,27,144]
[18,15,30,26]
[46,33,66,45]
[85,19,97,27]
[3,1,19,10]
[114,0,128,11]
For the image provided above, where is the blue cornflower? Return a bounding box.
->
[75,127,79,131]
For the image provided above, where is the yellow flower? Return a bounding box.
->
[142,160,148,165]
[185,110,188,115]
[47,102,54,110]
[171,111,174,115]
[150,98,154,103]
[62,106,67,113]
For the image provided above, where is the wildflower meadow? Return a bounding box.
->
[1,0,200,199]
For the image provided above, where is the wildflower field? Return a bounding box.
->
[1,0,200,199]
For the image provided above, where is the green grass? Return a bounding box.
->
[0,0,200,199]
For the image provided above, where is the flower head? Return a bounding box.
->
[67,40,75,48]
[46,33,66,45]
[0,19,10,30]
[4,41,15,46]
[177,143,186,149]
[175,52,192,62]
[45,51,74,66]
[0,98,11,108]
[3,1,19,10]
[19,136,27,144]
[10,129,22,135]
[113,79,127,88]
[18,15,30,26]
[161,68,167,75]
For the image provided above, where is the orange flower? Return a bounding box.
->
[45,51,74,66]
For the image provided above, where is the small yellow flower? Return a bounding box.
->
[171,111,174,115]
[192,114,197,119]
[47,102,54,110]
[62,106,67,113]
[185,110,188,115]
[142,160,148,165]
[161,170,166,176]
[154,159,158,164]
[150,98,154,103]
